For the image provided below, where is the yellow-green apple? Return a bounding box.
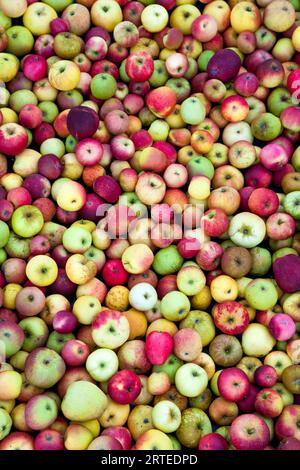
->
[62,380,108,421]
[175,363,208,398]
[242,323,276,357]
[26,255,58,287]
[23,2,58,36]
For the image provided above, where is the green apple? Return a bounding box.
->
[175,363,208,398]
[148,119,169,141]
[176,408,212,448]
[255,413,274,441]
[160,290,190,321]
[19,317,49,352]
[272,382,294,407]
[197,50,214,72]
[40,138,65,157]
[61,381,108,421]
[149,60,168,87]
[250,247,272,275]
[0,11,11,30]
[5,233,31,259]
[185,57,198,80]
[180,96,206,125]
[91,73,117,100]
[210,370,222,396]
[169,435,182,450]
[153,245,184,275]
[119,60,130,83]
[166,78,191,103]
[65,135,77,153]
[62,226,92,254]
[290,0,300,11]
[180,310,216,347]
[152,401,181,433]
[187,156,215,179]
[267,88,293,116]
[284,191,300,219]
[38,101,59,124]
[43,0,72,12]
[176,265,206,296]
[0,221,9,248]
[153,353,183,383]
[269,238,293,251]
[6,26,34,56]
[11,205,44,238]
[46,332,74,354]
[9,90,38,113]
[0,409,12,440]
[0,248,7,265]
[245,278,278,310]
[251,112,282,141]
[242,323,276,357]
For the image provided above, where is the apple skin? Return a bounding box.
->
[213,301,249,335]
[273,254,300,293]
[108,370,141,405]
[255,365,278,388]
[34,429,64,451]
[198,432,229,451]
[145,331,173,366]
[275,405,300,441]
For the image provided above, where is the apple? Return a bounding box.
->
[213,301,249,335]
[25,255,58,287]
[108,370,141,405]
[229,212,266,248]
[175,363,208,398]
[24,347,65,389]
[62,380,107,422]
[198,432,229,451]
[24,394,57,431]
[245,279,278,310]
[152,400,181,434]
[176,407,212,449]
[242,323,276,357]
[255,388,283,418]
[230,414,270,450]
[92,310,130,349]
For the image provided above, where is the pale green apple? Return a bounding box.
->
[62,226,92,254]
[61,381,108,421]
[175,363,208,398]
[11,206,44,238]
[153,245,184,275]
[245,278,278,310]
[160,290,190,321]
[0,221,9,248]
[180,96,205,125]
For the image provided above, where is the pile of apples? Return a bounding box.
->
[1,0,300,452]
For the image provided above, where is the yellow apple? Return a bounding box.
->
[91,0,123,32]
[26,255,58,287]
[48,60,81,91]
[0,53,19,82]
[23,2,57,36]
